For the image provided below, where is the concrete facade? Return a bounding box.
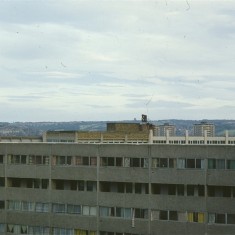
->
[0,143,235,234]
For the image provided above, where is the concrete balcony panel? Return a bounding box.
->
[99,192,149,208]
[51,190,97,205]
[150,195,206,211]
[206,197,235,213]
[5,165,50,178]
[150,169,206,185]
[207,170,235,186]
[99,167,149,182]
[6,211,50,226]
[51,166,97,180]
[6,188,50,201]
[99,217,148,234]
[50,214,97,230]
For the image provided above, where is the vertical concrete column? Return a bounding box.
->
[225,130,228,145]
[166,130,169,144]
[185,130,189,145]
[148,130,153,144]
[204,130,207,144]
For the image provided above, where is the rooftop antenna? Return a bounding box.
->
[145,94,154,122]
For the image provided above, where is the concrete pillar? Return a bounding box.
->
[148,130,153,144]
[185,130,189,145]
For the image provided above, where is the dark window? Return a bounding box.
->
[71,181,77,190]
[36,156,42,164]
[227,214,235,224]
[87,181,96,192]
[186,159,195,168]
[227,160,235,170]
[187,185,194,196]
[208,159,216,169]
[159,158,168,168]
[159,210,168,220]
[83,157,89,166]
[117,182,125,193]
[108,158,114,166]
[0,178,5,187]
[67,156,72,165]
[21,155,27,164]
[78,181,84,191]
[216,214,226,224]
[168,184,176,195]
[135,183,142,194]
[152,184,160,194]
[55,180,64,190]
[135,208,148,219]
[131,158,140,167]
[126,183,132,193]
[198,185,205,196]
[41,179,48,189]
[116,157,123,167]
[0,155,3,164]
[177,184,184,196]
[169,159,175,168]
[196,159,203,169]
[0,201,4,209]
[223,186,231,197]
[169,211,178,221]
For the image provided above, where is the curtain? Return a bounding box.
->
[208,213,215,224]
[74,229,87,235]
[187,212,194,222]
[198,213,205,223]
[177,159,185,169]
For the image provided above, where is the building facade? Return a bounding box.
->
[154,123,176,137]
[0,142,235,234]
[193,122,215,137]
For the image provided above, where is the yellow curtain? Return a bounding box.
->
[187,212,194,222]
[74,229,87,235]
[198,213,205,223]
[90,232,96,235]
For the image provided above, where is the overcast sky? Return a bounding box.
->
[0,0,235,122]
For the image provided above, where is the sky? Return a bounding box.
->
[0,0,235,122]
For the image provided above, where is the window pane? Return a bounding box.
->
[208,159,215,169]
[217,159,225,169]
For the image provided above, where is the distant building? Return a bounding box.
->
[154,123,176,136]
[193,121,215,137]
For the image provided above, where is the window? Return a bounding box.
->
[67,204,81,214]
[177,184,184,196]
[187,185,194,196]
[116,157,123,167]
[36,203,49,213]
[216,213,226,224]
[87,181,97,192]
[159,210,168,220]
[90,157,97,166]
[0,155,3,164]
[187,212,204,223]
[134,208,148,219]
[131,158,140,167]
[186,159,195,168]
[52,203,66,213]
[0,201,4,209]
[169,211,178,221]
[227,214,235,224]
[177,159,185,169]
[227,160,235,170]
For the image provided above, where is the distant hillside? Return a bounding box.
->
[0,120,235,137]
